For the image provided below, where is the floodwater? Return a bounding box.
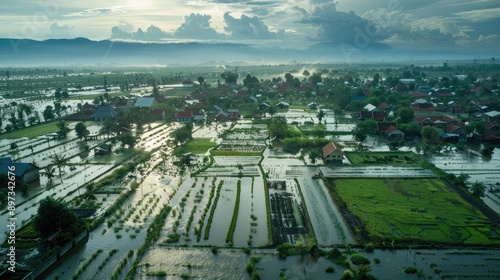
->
[136,247,500,280]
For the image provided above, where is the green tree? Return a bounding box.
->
[308,149,321,164]
[481,144,495,157]
[117,132,137,149]
[311,124,327,138]
[308,73,322,86]
[302,70,310,76]
[50,153,67,176]
[75,122,89,140]
[171,124,193,146]
[396,107,415,124]
[34,197,85,240]
[220,69,239,84]
[43,106,54,122]
[268,106,277,119]
[372,73,380,86]
[84,183,96,200]
[100,118,117,138]
[197,76,205,88]
[43,166,56,182]
[316,109,325,123]
[399,122,421,137]
[56,120,70,137]
[470,181,486,197]
[353,120,376,144]
[421,126,441,144]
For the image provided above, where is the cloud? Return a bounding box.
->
[48,21,75,39]
[362,9,459,41]
[223,12,281,39]
[455,7,500,22]
[64,7,126,17]
[298,1,388,44]
[111,25,169,41]
[174,13,225,39]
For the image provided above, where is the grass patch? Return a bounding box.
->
[174,138,217,155]
[0,120,72,139]
[344,151,420,167]
[327,178,499,245]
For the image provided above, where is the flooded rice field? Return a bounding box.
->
[137,247,500,280]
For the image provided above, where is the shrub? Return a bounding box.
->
[364,243,374,253]
[404,267,418,274]
[351,254,370,266]
[325,266,335,273]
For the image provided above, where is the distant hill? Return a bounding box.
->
[0,37,487,66]
[0,38,267,66]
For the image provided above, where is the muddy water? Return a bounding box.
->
[137,247,500,280]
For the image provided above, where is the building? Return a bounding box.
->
[90,106,116,121]
[322,142,344,164]
[175,111,194,122]
[94,144,112,156]
[134,97,155,108]
[0,157,39,184]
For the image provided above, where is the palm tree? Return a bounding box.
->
[56,120,70,138]
[43,166,55,182]
[316,109,325,124]
[471,181,486,197]
[50,154,67,176]
[268,106,277,119]
[84,183,96,200]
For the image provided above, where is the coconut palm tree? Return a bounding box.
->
[43,166,55,182]
[50,154,67,176]
[84,183,96,200]
[56,120,70,138]
[316,109,325,123]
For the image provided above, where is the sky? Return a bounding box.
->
[2,0,500,53]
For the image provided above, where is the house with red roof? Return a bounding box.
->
[175,110,194,122]
[322,142,344,164]
[182,80,194,87]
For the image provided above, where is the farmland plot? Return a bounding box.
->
[232,177,269,247]
[199,178,238,246]
[329,178,500,245]
[298,176,353,245]
[320,166,436,178]
[268,180,310,245]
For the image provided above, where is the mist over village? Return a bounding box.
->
[1,0,499,279]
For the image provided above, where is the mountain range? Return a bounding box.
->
[0,38,487,67]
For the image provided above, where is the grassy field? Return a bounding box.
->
[162,87,194,97]
[344,151,421,167]
[329,178,499,245]
[0,121,65,139]
[174,138,216,155]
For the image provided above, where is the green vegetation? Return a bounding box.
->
[72,249,103,279]
[97,249,119,271]
[204,180,224,240]
[125,204,172,279]
[34,197,87,244]
[174,138,216,155]
[327,178,499,245]
[226,180,241,245]
[246,255,261,279]
[344,151,420,167]
[196,177,217,242]
[350,254,371,265]
[0,120,71,139]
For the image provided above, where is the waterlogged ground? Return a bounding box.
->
[137,247,500,280]
[428,148,500,214]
